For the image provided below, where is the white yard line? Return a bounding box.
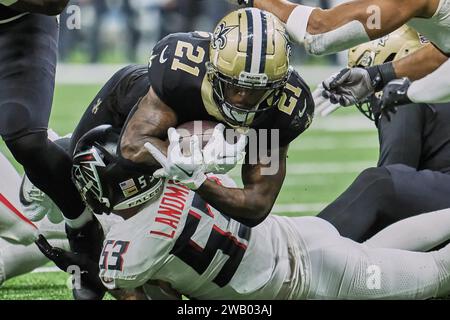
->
[272,203,328,213]
[230,161,374,178]
[286,161,374,174]
[32,266,61,273]
[290,136,379,151]
[309,115,374,131]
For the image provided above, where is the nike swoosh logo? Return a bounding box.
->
[174,164,194,177]
[159,45,169,64]
[298,99,308,117]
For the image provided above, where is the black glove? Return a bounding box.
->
[35,235,106,296]
[378,78,412,121]
[35,234,86,271]
[320,62,397,107]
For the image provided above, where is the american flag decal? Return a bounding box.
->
[119,179,138,197]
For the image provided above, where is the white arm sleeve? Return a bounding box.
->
[286,5,370,55]
[408,58,450,103]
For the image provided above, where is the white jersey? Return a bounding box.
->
[407,0,450,54]
[99,177,306,300]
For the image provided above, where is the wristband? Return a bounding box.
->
[366,62,397,92]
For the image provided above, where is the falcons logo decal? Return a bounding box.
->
[72,148,106,202]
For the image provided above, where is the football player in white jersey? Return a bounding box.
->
[0,132,122,289]
[233,0,450,111]
[37,125,450,300]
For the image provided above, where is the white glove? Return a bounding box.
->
[145,128,207,190]
[313,83,341,117]
[203,124,247,174]
[19,175,64,224]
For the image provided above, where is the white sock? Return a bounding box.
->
[65,207,93,229]
[0,239,69,285]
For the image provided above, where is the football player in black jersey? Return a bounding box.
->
[0,0,99,299]
[315,27,450,242]
[118,8,315,226]
[44,8,313,299]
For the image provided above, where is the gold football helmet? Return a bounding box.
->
[207,8,292,127]
[347,25,428,121]
[348,25,428,68]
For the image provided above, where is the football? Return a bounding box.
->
[176,120,219,154]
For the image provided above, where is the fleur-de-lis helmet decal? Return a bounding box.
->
[212,22,238,50]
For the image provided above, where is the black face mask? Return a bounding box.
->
[211,74,285,127]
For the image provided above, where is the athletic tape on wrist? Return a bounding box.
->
[286,5,315,44]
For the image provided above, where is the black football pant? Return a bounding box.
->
[0,14,84,219]
[318,164,450,242]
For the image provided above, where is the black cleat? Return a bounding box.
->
[65,216,106,300]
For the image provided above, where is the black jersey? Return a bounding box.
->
[148,32,314,147]
[0,4,25,23]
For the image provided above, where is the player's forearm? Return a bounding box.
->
[253,0,298,23]
[393,44,449,81]
[7,0,69,15]
[120,88,177,168]
[265,0,425,55]
[407,59,450,104]
[120,134,169,169]
[196,180,273,226]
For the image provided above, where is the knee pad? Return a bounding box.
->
[5,132,49,169]
[356,167,396,206]
[357,167,392,184]
[318,167,396,241]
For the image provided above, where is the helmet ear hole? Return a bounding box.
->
[72,125,164,215]
[383,53,397,63]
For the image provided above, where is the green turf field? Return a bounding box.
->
[0,84,379,300]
